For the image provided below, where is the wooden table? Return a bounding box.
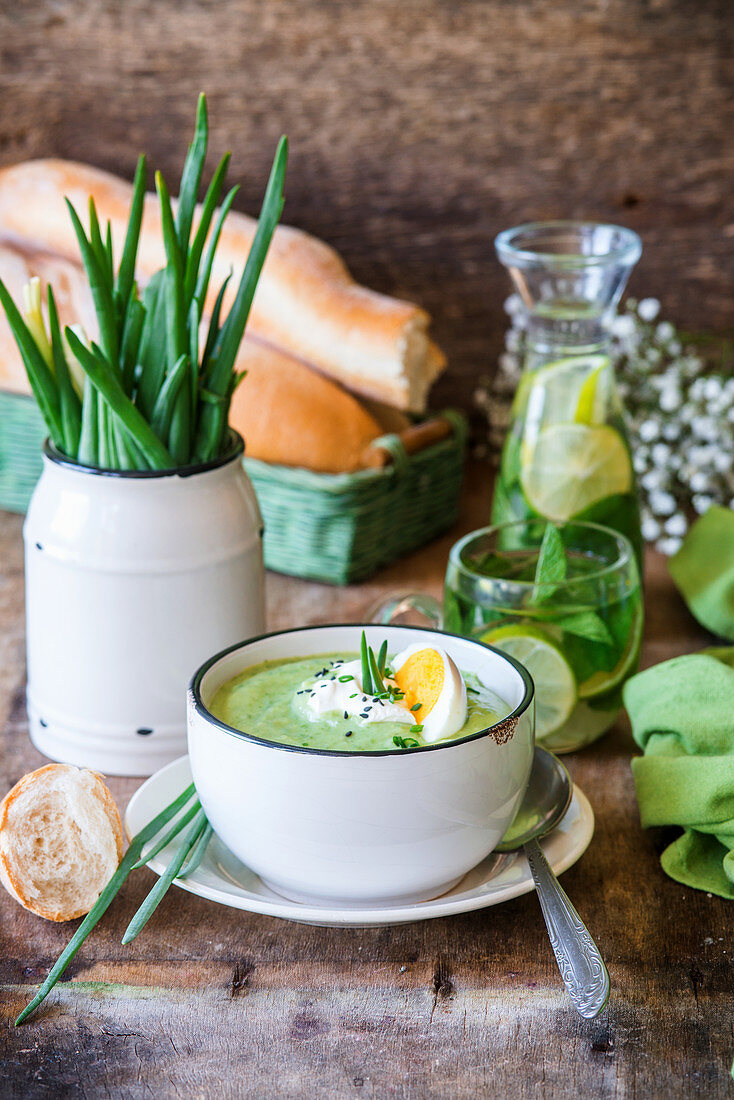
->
[0,465,730,1098]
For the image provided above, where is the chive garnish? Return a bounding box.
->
[338,674,354,682]
[410,724,424,733]
[367,647,386,694]
[360,631,373,695]
[410,702,422,712]
[466,686,480,694]
[377,640,388,676]
[393,736,420,749]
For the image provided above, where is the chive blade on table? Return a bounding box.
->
[15,783,198,1026]
[178,822,214,879]
[121,808,208,945]
[131,796,202,870]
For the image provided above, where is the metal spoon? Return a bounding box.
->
[496,747,610,1020]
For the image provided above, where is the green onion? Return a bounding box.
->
[0,96,287,473]
[410,724,424,734]
[393,736,420,749]
[410,702,422,712]
[377,640,388,676]
[65,330,174,469]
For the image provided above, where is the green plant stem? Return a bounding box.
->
[121,809,208,945]
[360,631,373,694]
[179,822,214,879]
[66,329,174,469]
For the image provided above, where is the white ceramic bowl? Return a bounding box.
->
[187,624,534,906]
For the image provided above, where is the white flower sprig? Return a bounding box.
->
[475,296,734,555]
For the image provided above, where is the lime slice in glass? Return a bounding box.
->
[520,423,632,523]
[480,624,577,741]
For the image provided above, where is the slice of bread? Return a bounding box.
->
[0,764,123,922]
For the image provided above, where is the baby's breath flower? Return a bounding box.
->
[637,298,661,322]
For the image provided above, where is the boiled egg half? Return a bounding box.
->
[391,644,467,744]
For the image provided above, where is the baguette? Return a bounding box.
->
[0,764,123,922]
[231,338,385,473]
[0,159,446,410]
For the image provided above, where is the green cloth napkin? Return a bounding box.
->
[669,506,734,642]
[624,650,734,899]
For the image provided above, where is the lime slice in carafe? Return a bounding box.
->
[480,624,577,741]
[520,422,632,523]
[520,354,612,426]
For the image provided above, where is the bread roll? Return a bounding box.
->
[231,338,384,472]
[0,764,123,922]
[0,159,446,410]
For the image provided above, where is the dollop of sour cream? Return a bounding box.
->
[300,659,416,727]
[297,645,468,744]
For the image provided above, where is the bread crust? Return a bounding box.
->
[0,159,445,410]
[231,337,384,472]
[0,764,123,922]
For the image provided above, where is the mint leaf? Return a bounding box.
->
[532,523,566,603]
[551,610,614,645]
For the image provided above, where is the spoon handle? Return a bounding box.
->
[524,838,610,1020]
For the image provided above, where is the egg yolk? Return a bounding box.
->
[393,649,444,716]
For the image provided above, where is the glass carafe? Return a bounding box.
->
[491,222,643,564]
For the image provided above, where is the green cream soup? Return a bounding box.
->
[208,653,511,752]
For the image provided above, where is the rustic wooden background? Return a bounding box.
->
[0,0,732,413]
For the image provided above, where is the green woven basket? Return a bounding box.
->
[245,410,467,584]
[0,389,466,584]
[0,391,47,513]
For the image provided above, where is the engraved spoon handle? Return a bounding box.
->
[524,838,610,1020]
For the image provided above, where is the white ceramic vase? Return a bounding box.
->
[24,433,265,777]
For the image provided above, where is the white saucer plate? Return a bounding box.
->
[125,756,595,928]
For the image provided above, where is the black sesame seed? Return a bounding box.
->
[345,731,353,738]
[344,710,348,719]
